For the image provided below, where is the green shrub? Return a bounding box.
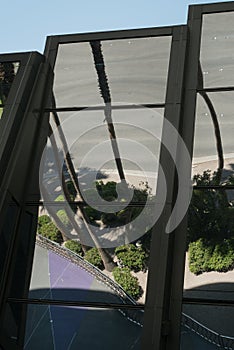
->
[209,239,234,272]
[84,248,104,269]
[64,240,83,256]
[189,239,212,274]
[115,244,148,272]
[189,238,234,274]
[39,222,63,244]
[112,267,142,299]
[37,215,51,234]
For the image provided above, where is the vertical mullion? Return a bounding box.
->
[169,4,203,350]
[141,25,188,350]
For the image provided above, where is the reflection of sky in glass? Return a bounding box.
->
[193,92,234,168]
[49,108,164,193]
[53,36,171,107]
[200,12,234,88]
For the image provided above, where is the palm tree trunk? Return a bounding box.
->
[90,40,126,182]
[50,106,116,271]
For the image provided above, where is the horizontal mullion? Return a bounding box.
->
[193,185,234,190]
[8,297,144,310]
[44,103,165,113]
[26,200,154,207]
[52,26,173,45]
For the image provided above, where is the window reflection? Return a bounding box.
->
[53,36,171,107]
[193,92,234,182]
[23,302,142,350]
[200,12,234,88]
[0,61,19,118]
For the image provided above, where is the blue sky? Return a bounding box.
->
[1,0,230,54]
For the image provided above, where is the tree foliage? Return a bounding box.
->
[188,170,234,274]
[84,248,104,269]
[38,215,51,233]
[112,267,143,299]
[115,244,148,272]
[64,240,83,256]
[189,238,234,274]
[39,221,63,244]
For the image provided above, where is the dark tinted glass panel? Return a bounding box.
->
[23,303,143,349]
[53,36,171,107]
[192,92,234,182]
[0,62,20,117]
[0,200,18,285]
[8,211,34,299]
[1,210,36,345]
[200,12,234,88]
[181,304,234,349]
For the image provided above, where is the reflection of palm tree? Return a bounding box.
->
[90,40,126,182]
[44,42,128,271]
[49,100,116,271]
[198,63,224,182]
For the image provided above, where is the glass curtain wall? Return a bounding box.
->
[23,29,180,350]
[182,4,234,350]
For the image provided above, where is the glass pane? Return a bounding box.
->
[181,304,234,349]
[182,190,234,346]
[8,211,34,298]
[183,186,234,347]
[53,36,171,107]
[200,12,234,88]
[0,199,18,285]
[24,303,142,349]
[46,108,163,190]
[30,239,135,305]
[0,62,20,118]
[192,92,234,182]
[185,187,234,272]
[38,107,162,304]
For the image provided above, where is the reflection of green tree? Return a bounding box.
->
[0,62,15,118]
[188,63,233,274]
[83,180,150,227]
[188,170,234,274]
[112,267,143,299]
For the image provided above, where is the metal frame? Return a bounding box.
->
[44,24,189,350]
[1,1,234,349]
[44,26,174,70]
[141,25,188,350]
[0,52,53,350]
